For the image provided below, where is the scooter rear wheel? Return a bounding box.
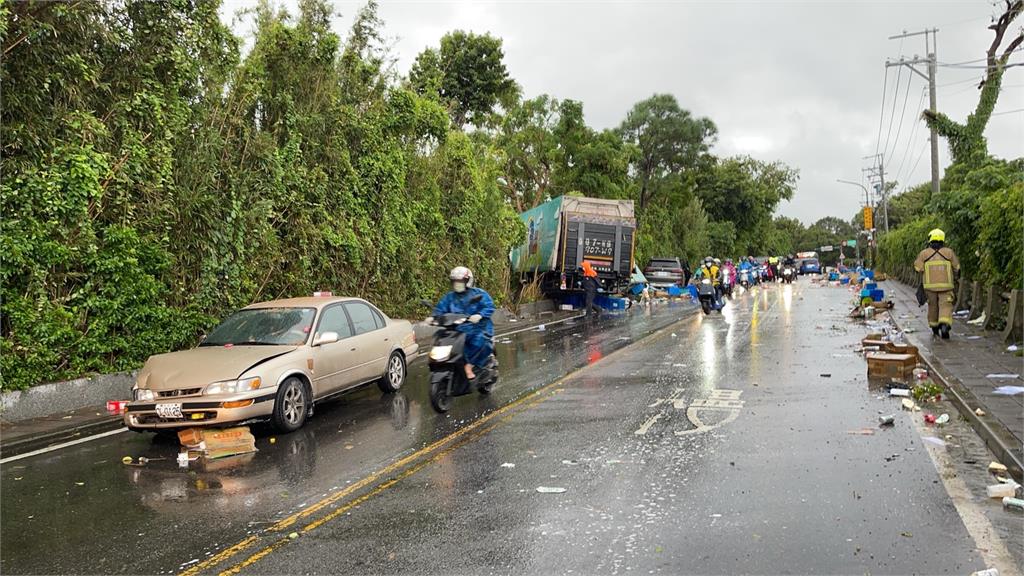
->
[701,300,711,315]
[429,379,451,413]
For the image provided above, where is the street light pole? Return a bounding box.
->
[837,179,876,268]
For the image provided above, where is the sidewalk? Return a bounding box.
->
[886,280,1023,476]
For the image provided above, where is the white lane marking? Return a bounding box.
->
[634,413,663,436]
[0,427,129,465]
[675,389,745,436]
[912,418,1019,576]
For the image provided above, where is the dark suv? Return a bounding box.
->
[644,257,684,288]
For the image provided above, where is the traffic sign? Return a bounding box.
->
[846,239,857,247]
[820,245,834,252]
[863,207,874,230]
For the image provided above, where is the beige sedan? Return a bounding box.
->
[125,295,419,433]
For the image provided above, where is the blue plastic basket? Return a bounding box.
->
[870,289,884,302]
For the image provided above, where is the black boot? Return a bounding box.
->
[931,325,940,337]
[940,323,951,340]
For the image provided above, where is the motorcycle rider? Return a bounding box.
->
[722,258,737,286]
[783,254,797,278]
[768,255,780,282]
[738,257,754,286]
[693,257,722,308]
[430,266,495,381]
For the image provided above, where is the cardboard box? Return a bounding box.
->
[867,352,917,379]
[862,338,890,349]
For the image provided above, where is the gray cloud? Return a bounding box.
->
[223,0,1024,224]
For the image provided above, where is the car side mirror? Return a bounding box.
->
[313,332,339,346]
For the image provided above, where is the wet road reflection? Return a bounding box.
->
[1,301,697,575]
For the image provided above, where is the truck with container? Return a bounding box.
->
[509,195,636,295]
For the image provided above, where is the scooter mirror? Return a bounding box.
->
[419,299,433,308]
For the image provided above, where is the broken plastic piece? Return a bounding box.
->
[921,436,946,447]
[889,388,911,397]
[935,413,949,425]
[993,386,1024,396]
[1003,497,1024,511]
[536,486,567,494]
[500,462,515,468]
[901,398,917,411]
[986,483,1019,499]
[976,408,987,417]
[970,569,999,576]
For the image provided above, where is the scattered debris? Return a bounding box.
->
[901,398,917,411]
[970,568,1000,576]
[900,531,913,538]
[288,532,299,540]
[922,436,946,447]
[993,386,1024,396]
[935,413,949,425]
[561,459,579,466]
[924,413,937,425]
[121,456,133,465]
[847,428,876,436]
[1008,345,1020,352]
[967,313,986,326]
[975,408,987,417]
[878,414,895,427]
[986,373,1020,379]
[889,388,911,397]
[178,426,257,460]
[500,462,516,468]
[986,483,1019,499]
[1003,497,1024,512]
[536,486,567,494]
[989,462,1008,474]
[536,324,546,332]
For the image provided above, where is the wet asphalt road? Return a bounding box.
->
[2,282,1019,575]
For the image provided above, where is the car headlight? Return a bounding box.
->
[205,376,262,395]
[134,388,155,402]
[429,346,453,362]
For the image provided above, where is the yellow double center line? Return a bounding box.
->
[180,312,692,576]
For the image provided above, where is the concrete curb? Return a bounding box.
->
[887,310,1024,482]
[0,416,124,459]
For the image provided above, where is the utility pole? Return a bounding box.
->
[887,28,940,196]
[863,154,888,233]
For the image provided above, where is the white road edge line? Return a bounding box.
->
[1,427,129,465]
[912,416,1019,576]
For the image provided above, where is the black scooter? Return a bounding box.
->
[421,299,498,413]
[695,277,721,315]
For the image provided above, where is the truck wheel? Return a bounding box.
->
[378,352,406,393]
[272,377,309,433]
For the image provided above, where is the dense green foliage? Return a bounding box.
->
[1,0,798,390]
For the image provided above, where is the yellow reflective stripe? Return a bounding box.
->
[923,260,953,290]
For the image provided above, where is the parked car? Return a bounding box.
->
[124,295,419,434]
[799,258,821,275]
[644,257,684,288]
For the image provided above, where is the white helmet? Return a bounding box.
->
[449,266,474,292]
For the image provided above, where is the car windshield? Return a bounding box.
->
[804,259,819,265]
[649,260,679,268]
[200,307,316,347]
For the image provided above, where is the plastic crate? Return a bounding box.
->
[596,295,627,310]
[870,289,884,302]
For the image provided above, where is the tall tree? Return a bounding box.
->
[618,94,716,210]
[409,30,518,127]
[923,0,1022,164]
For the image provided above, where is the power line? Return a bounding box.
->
[906,140,929,186]
[881,64,904,163]
[992,107,1024,115]
[874,67,890,158]
[893,88,928,185]
[885,71,915,165]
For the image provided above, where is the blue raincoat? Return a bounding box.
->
[433,287,495,369]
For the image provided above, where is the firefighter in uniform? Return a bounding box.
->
[913,229,960,339]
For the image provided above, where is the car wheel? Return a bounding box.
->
[272,377,309,433]
[378,352,406,393]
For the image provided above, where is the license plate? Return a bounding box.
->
[155,403,183,419]
[654,271,668,277]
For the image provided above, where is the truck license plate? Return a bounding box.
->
[156,403,183,419]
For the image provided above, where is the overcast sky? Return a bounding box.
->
[222,0,1023,224]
